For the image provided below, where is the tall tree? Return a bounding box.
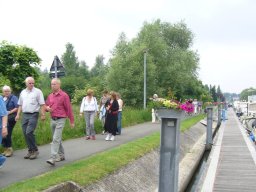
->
[79,60,90,79]
[90,55,106,77]
[0,41,41,93]
[210,85,217,102]
[61,43,79,76]
[89,55,108,92]
[107,20,200,106]
[240,87,256,101]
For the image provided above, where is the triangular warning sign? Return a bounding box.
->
[50,56,65,72]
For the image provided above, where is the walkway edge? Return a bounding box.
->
[178,133,206,192]
[236,117,256,166]
[200,122,225,192]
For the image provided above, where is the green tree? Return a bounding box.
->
[216,85,225,101]
[107,20,199,106]
[90,55,106,77]
[107,33,156,106]
[61,43,80,76]
[210,85,217,102]
[88,55,109,93]
[0,41,41,93]
[240,87,256,101]
[79,60,90,79]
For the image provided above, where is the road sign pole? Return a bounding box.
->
[54,56,58,78]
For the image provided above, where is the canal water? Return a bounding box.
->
[185,150,210,192]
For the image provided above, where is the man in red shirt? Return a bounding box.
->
[45,78,74,166]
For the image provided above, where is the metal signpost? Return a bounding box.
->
[49,56,65,78]
[157,109,184,192]
[206,106,213,150]
[143,50,147,109]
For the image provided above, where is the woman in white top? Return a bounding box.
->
[80,89,98,140]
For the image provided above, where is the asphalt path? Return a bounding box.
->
[0,122,160,189]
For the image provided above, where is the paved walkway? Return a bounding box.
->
[201,109,256,192]
[0,122,160,189]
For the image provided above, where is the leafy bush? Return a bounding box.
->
[61,76,87,98]
[71,86,100,104]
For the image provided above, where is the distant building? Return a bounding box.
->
[248,95,256,103]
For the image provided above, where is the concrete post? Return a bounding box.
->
[217,104,221,126]
[206,106,213,150]
[152,108,156,123]
[157,110,183,192]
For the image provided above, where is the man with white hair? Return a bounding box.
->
[15,77,45,160]
[2,85,18,157]
[45,78,74,166]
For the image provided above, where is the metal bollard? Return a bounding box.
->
[157,109,184,192]
[152,108,156,123]
[206,106,213,150]
[217,104,221,126]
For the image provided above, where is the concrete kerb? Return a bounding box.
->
[43,181,84,192]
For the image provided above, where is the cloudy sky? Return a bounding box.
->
[1,0,255,94]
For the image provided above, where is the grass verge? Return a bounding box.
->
[181,114,205,132]
[1,114,205,192]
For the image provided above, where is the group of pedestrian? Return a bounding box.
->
[79,90,123,141]
[0,77,74,167]
[0,76,123,168]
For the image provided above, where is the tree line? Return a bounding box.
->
[0,19,225,107]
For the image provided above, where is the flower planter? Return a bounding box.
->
[156,108,184,119]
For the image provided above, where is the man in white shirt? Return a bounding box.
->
[15,77,45,160]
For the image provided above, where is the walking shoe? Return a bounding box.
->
[85,136,90,140]
[29,151,39,160]
[2,148,7,156]
[105,134,111,141]
[24,151,33,159]
[101,130,105,135]
[46,158,55,166]
[110,135,115,141]
[5,148,13,157]
[55,156,65,162]
[91,135,96,140]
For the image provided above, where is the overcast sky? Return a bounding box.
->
[1,0,255,94]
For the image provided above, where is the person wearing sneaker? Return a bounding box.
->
[45,78,74,166]
[15,77,45,160]
[116,93,123,135]
[104,92,119,141]
[2,85,18,157]
[99,90,110,134]
[79,89,98,140]
[0,95,8,168]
